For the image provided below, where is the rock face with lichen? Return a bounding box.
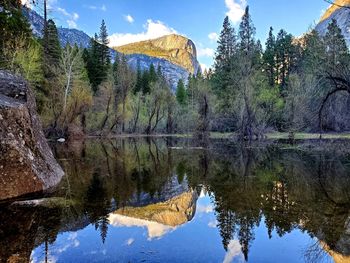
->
[0,70,64,201]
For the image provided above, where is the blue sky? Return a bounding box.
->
[25,0,330,69]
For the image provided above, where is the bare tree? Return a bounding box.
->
[60,44,84,110]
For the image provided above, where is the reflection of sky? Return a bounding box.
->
[30,193,331,263]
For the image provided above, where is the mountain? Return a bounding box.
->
[316,0,350,46]
[22,7,197,90]
[114,34,201,75]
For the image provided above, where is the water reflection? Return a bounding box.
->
[1,138,350,262]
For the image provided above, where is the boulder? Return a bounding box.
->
[0,70,64,201]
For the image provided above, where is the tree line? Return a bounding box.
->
[1,2,350,140]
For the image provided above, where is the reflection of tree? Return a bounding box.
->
[85,169,111,243]
[3,139,350,262]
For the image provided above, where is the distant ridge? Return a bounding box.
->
[22,7,196,90]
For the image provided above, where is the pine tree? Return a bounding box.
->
[149,63,157,83]
[134,60,142,93]
[141,69,151,94]
[301,30,326,75]
[83,35,101,93]
[263,27,276,87]
[324,19,349,71]
[44,19,61,67]
[275,29,299,91]
[98,19,111,68]
[239,6,256,56]
[176,79,187,106]
[0,2,31,67]
[213,16,237,100]
[214,16,236,72]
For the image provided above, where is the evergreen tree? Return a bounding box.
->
[263,27,276,87]
[141,69,151,94]
[0,2,31,67]
[324,19,349,71]
[275,29,299,92]
[83,35,101,93]
[213,16,237,94]
[149,63,157,83]
[157,65,162,78]
[239,6,256,56]
[134,60,142,93]
[98,19,111,68]
[300,30,326,75]
[176,79,187,106]
[214,16,236,72]
[44,19,61,67]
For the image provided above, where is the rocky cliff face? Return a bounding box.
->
[316,0,350,46]
[0,71,64,201]
[23,7,196,90]
[115,34,201,75]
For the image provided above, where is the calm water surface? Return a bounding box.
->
[1,138,350,263]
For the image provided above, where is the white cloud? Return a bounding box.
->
[87,5,107,11]
[67,20,77,29]
[208,220,218,228]
[197,204,214,213]
[125,238,135,246]
[223,240,243,263]
[208,32,219,41]
[200,63,210,72]
[197,47,215,58]
[21,0,31,7]
[109,19,177,47]
[124,14,134,23]
[57,7,70,17]
[73,12,79,20]
[225,0,247,24]
[56,7,79,29]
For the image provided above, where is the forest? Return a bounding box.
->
[2,0,350,140]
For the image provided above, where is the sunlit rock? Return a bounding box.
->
[316,0,350,46]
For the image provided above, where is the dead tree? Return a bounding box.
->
[318,73,350,138]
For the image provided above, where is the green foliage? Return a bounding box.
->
[324,19,349,71]
[83,21,111,93]
[212,16,237,101]
[43,19,61,67]
[0,3,31,67]
[176,79,187,106]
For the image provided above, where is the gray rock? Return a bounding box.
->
[316,3,350,47]
[0,70,64,201]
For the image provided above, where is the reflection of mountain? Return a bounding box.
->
[2,139,350,262]
[109,190,198,238]
[322,241,350,263]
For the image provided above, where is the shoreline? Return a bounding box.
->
[53,132,350,141]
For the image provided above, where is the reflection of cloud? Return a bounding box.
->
[208,220,218,228]
[197,204,214,214]
[108,213,176,239]
[223,240,242,263]
[55,232,80,254]
[125,238,135,246]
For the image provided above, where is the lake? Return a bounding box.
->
[1,138,350,263]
